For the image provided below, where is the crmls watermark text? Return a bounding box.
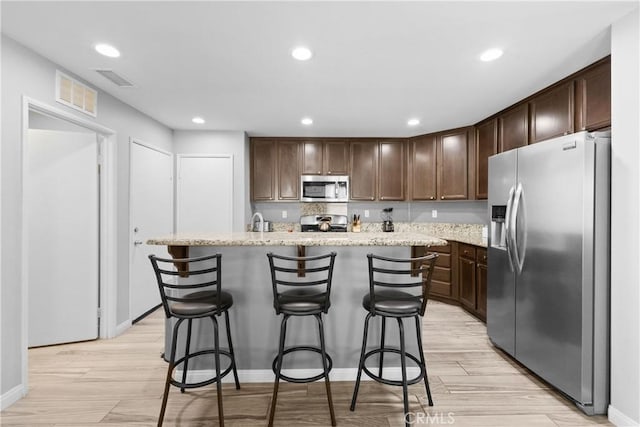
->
[405,411,456,425]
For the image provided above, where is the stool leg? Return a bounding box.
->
[414,315,433,406]
[211,315,224,427]
[224,311,241,390]
[268,314,289,427]
[350,312,373,411]
[397,318,410,427]
[316,314,336,426]
[180,319,193,393]
[159,318,183,427]
[378,316,386,377]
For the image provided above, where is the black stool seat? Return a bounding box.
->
[350,253,438,427]
[267,251,337,427]
[149,253,240,427]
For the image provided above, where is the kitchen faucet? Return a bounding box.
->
[250,212,264,232]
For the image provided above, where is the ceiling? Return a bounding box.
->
[1,1,637,137]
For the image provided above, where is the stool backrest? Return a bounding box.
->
[148,253,222,318]
[267,252,337,314]
[367,253,438,316]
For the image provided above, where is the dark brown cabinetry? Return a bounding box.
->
[575,58,611,131]
[499,104,529,152]
[438,129,469,200]
[475,119,498,199]
[408,134,437,201]
[413,243,457,302]
[350,141,378,201]
[378,140,405,201]
[250,138,276,201]
[302,140,349,175]
[277,141,301,200]
[457,243,487,321]
[529,81,574,143]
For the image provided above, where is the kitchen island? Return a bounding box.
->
[147,231,447,381]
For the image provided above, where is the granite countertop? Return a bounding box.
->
[147,231,448,247]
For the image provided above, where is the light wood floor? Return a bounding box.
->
[1,301,611,426]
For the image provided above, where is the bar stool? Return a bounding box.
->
[149,253,240,427]
[266,251,337,427]
[350,253,438,427]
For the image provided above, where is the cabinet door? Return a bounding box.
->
[499,104,528,152]
[575,59,611,131]
[475,120,498,199]
[277,141,300,200]
[409,135,437,201]
[251,139,276,201]
[476,249,488,321]
[458,256,476,311]
[302,140,323,175]
[378,140,405,201]
[350,141,378,201]
[324,140,349,175]
[530,81,574,143]
[438,130,468,200]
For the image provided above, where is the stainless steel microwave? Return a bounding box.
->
[300,175,349,202]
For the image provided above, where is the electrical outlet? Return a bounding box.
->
[432,209,438,218]
[364,210,370,218]
[282,210,288,219]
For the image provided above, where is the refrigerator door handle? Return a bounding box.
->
[504,185,516,272]
[511,183,527,274]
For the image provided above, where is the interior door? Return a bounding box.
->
[27,129,99,347]
[130,141,173,321]
[177,155,233,233]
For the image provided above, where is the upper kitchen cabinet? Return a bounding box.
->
[575,57,611,131]
[302,139,349,175]
[498,104,529,152]
[408,134,437,201]
[438,128,470,200]
[250,138,277,201]
[475,119,498,199]
[378,139,405,201]
[529,81,574,143]
[350,140,378,201]
[277,140,301,200]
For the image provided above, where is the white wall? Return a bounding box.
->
[609,8,640,427]
[173,130,250,232]
[0,35,173,403]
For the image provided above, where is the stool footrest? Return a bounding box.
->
[361,348,425,386]
[272,345,333,384]
[169,348,235,389]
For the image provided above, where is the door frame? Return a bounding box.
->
[20,96,117,394]
[175,153,234,233]
[128,138,173,322]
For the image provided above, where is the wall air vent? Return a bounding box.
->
[56,70,98,117]
[94,69,134,87]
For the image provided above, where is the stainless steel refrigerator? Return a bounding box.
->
[487,131,610,415]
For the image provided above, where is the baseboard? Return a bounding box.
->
[114,320,132,337]
[176,367,422,384]
[609,405,640,426]
[1,384,25,411]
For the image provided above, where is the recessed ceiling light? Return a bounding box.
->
[292,46,313,61]
[407,118,420,126]
[301,117,313,125]
[480,48,503,62]
[94,43,120,58]
[192,117,205,124]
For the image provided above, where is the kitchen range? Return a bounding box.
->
[300,214,348,232]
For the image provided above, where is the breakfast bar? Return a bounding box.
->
[147,231,447,379]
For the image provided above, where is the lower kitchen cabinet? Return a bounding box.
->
[457,243,487,322]
[413,243,457,303]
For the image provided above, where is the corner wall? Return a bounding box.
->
[609,7,640,426]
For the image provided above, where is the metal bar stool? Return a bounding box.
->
[149,253,240,427]
[266,251,337,427]
[350,253,438,427]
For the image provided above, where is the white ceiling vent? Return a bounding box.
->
[94,69,134,87]
[56,70,97,117]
